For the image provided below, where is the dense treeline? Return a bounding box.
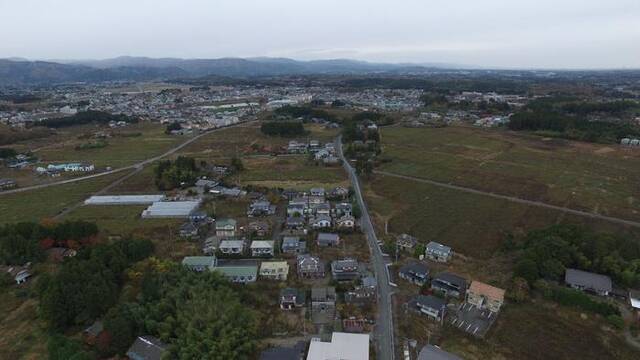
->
[100,263,258,359]
[260,120,307,137]
[154,156,199,190]
[508,99,640,143]
[340,77,530,94]
[0,220,98,265]
[36,110,139,129]
[512,224,640,288]
[273,105,338,122]
[37,238,154,331]
[561,100,637,116]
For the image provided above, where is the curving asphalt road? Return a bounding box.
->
[337,136,395,360]
[0,120,255,197]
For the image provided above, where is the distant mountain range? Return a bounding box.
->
[0,56,461,86]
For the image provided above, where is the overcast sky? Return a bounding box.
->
[1,0,639,69]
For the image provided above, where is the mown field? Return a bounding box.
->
[31,123,181,168]
[0,171,128,224]
[378,126,640,222]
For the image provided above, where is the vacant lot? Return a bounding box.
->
[0,171,128,224]
[379,126,640,222]
[365,174,640,260]
[179,122,339,159]
[240,156,348,190]
[0,288,48,360]
[33,123,181,168]
[438,302,640,360]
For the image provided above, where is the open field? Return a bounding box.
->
[31,123,181,168]
[365,174,640,260]
[0,288,49,360]
[0,171,127,224]
[178,122,340,159]
[439,301,640,360]
[240,156,348,190]
[378,126,640,222]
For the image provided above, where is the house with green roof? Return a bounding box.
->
[215,264,258,283]
[182,256,217,272]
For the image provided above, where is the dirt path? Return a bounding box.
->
[0,120,256,197]
[375,170,640,229]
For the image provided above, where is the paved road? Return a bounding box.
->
[0,121,255,197]
[375,170,640,229]
[337,137,395,360]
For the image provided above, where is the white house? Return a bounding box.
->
[250,240,275,257]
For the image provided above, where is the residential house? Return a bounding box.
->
[336,215,356,230]
[310,187,326,197]
[564,268,612,296]
[425,241,453,263]
[83,321,104,345]
[329,186,349,200]
[260,261,290,280]
[280,288,306,310]
[307,195,325,205]
[182,256,217,272]
[317,232,340,247]
[312,202,331,216]
[431,272,467,299]
[282,236,306,254]
[215,218,237,237]
[345,276,377,305]
[307,332,369,360]
[215,263,258,283]
[311,286,336,313]
[126,336,167,360]
[331,258,360,281]
[630,290,640,322]
[286,216,306,230]
[179,222,199,239]
[297,254,325,278]
[410,295,447,321]
[310,214,332,229]
[287,203,307,217]
[202,236,218,255]
[250,240,275,257]
[259,343,306,360]
[219,239,245,255]
[398,262,429,286]
[466,281,505,313]
[417,345,462,360]
[396,234,418,251]
[195,179,218,191]
[248,200,275,217]
[288,140,307,154]
[334,202,353,217]
[248,220,271,238]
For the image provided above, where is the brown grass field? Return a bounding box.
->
[378,126,640,223]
